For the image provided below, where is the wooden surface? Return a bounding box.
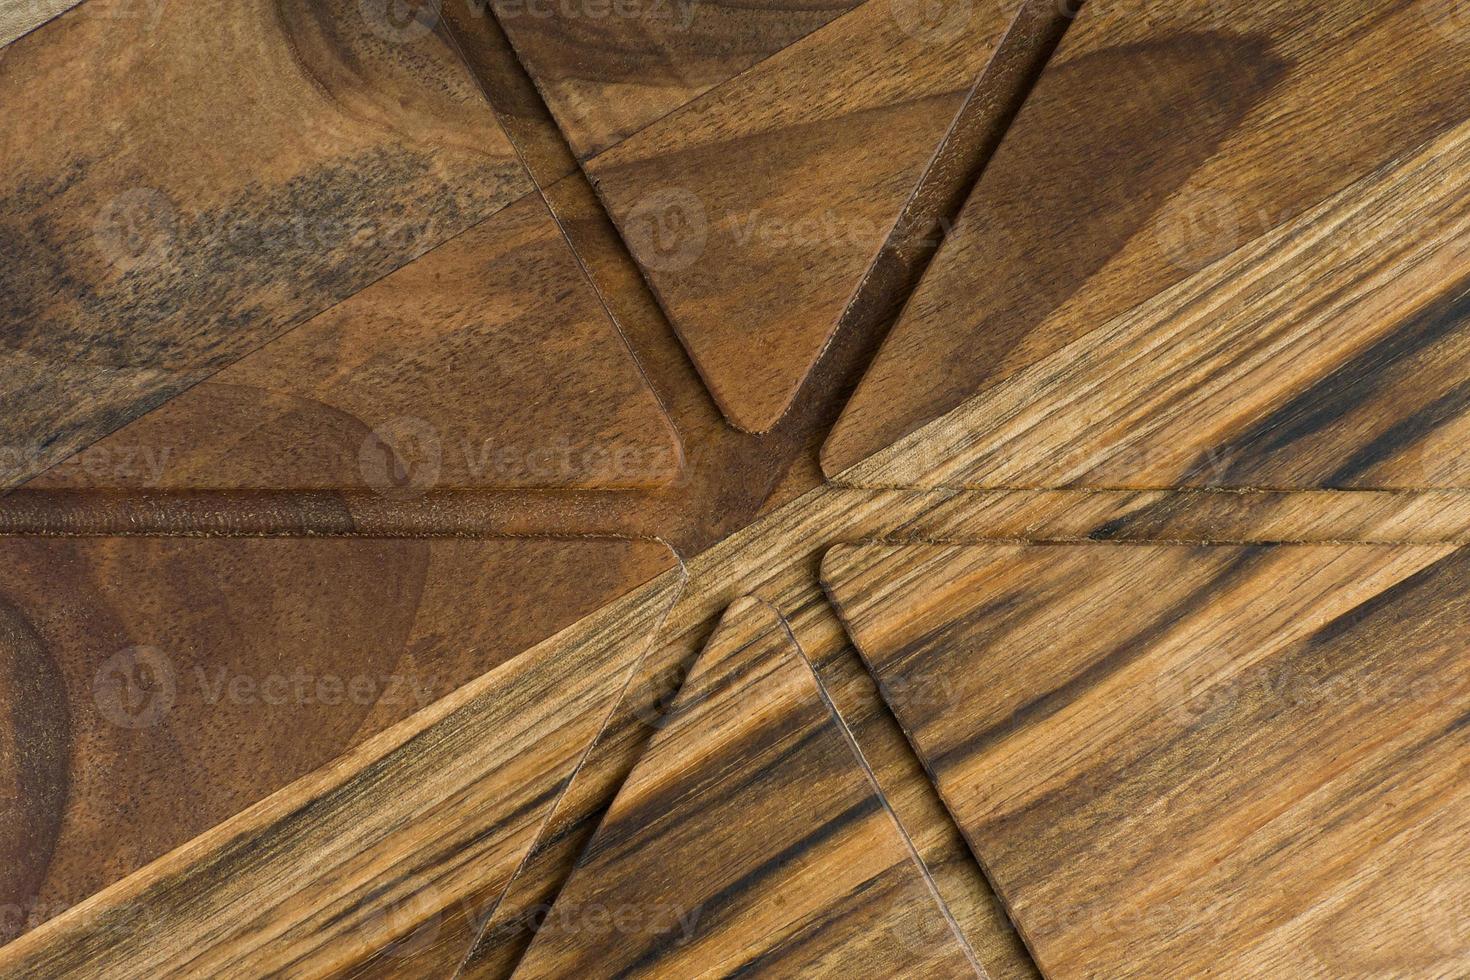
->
[824,0,1470,476]
[0,561,683,978]
[0,0,529,489]
[24,192,682,492]
[833,116,1470,489]
[586,0,1023,431]
[5,0,1470,976]
[491,0,865,159]
[0,535,675,956]
[823,542,1470,978]
[513,596,981,978]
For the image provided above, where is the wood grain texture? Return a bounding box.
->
[824,0,1470,476]
[0,557,683,978]
[24,192,682,492]
[490,0,864,160]
[586,0,1023,431]
[823,542,1470,978]
[0,0,530,489]
[513,596,981,979]
[0,534,675,963]
[833,115,1470,489]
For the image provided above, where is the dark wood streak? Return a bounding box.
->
[824,0,1470,478]
[0,0,531,489]
[512,597,982,979]
[824,542,1470,978]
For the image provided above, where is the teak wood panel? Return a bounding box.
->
[490,0,865,159]
[823,0,1470,477]
[832,115,1470,489]
[0,535,675,959]
[823,542,1470,978]
[585,0,1023,432]
[512,596,981,979]
[23,192,682,492]
[0,0,530,490]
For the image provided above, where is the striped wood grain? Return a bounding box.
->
[833,115,1470,489]
[823,542,1470,978]
[824,0,1470,476]
[512,596,982,979]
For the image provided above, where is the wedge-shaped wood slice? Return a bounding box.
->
[824,0,1470,479]
[832,112,1470,489]
[0,535,677,969]
[823,542,1470,978]
[586,0,1023,432]
[0,0,531,490]
[513,596,981,978]
[490,0,867,159]
[23,192,682,492]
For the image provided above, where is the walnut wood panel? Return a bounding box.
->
[0,534,675,963]
[9,484,1470,975]
[0,559,683,978]
[24,192,682,492]
[513,596,981,978]
[823,542,1470,978]
[833,116,1470,489]
[824,0,1470,476]
[0,0,530,490]
[586,0,1023,432]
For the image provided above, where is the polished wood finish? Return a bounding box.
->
[0,560,683,978]
[0,0,529,489]
[513,596,981,978]
[586,0,1024,431]
[25,192,682,492]
[824,0,1470,476]
[824,541,1470,978]
[833,117,1470,489]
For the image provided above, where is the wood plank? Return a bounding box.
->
[23,192,682,492]
[585,0,1023,431]
[0,0,531,489]
[0,534,676,968]
[832,114,1470,489]
[512,596,982,979]
[822,541,1470,978]
[489,0,866,159]
[824,0,1470,477]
